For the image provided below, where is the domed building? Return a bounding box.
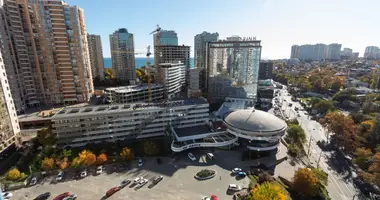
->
[223,109,287,152]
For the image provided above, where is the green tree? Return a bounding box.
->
[37,128,56,146]
[353,148,373,170]
[331,77,343,91]
[143,140,161,156]
[63,149,72,158]
[285,124,306,146]
[313,100,336,114]
[367,118,380,150]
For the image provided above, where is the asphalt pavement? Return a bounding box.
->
[275,87,359,200]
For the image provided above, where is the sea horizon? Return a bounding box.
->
[104,57,194,69]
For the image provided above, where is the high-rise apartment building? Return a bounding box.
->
[194,31,218,68]
[364,46,379,59]
[109,28,136,85]
[0,0,93,110]
[327,43,342,60]
[87,34,104,81]
[205,38,262,103]
[156,63,186,99]
[0,51,19,153]
[290,45,300,59]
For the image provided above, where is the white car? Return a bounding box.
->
[62,194,78,200]
[202,196,211,200]
[228,184,241,191]
[80,170,87,178]
[136,179,148,189]
[2,192,13,199]
[56,171,64,181]
[138,158,143,167]
[188,153,196,161]
[206,153,215,160]
[133,177,143,184]
[96,166,103,175]
[231,168,242,173]
[29,177,37,185]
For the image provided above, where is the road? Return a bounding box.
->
[275,86,359,200]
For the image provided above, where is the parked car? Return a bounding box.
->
[136,179,148,189]
[106,187,119,197]
[62,194,78,200]
[120,179,131,188]
[56,171,64,181]
[80,170,87,178]
[96,166,103,175]
[2,192,13,199]
[207,153,215,160]
[29,177,38,186]
[152,175,164,184]
[34,192,51,200]
[202,196,211,200]
[134,177,143,184]
[53,192,70,200]
[188,152,196,161]
[231,168,242,173]
[228,184,242,191]
[237,172,247,177]
[138,158,143,167]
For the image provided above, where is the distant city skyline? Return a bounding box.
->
[64,0,380,59]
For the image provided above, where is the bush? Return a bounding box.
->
[288,144,301,157]
[196,169,215,178]
[7,168,21,180]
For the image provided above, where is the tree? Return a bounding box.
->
[293,168,320,198]
[311,168,328,186]
[59,157,69,170]
[367,118,380,150]
[37,128,56,146]
[331,77,343,91]
[313,100,335,114]
[251,181,288,200]
[120,147,134,161]
[285,124,306,146]
[353,148,373,170]
[7,168,21,180]
[84,152,96,166]
[143,140,161,156]
[41,157,55,171]
[63,149,72,158]
[97,153,107,165]
[71,157,82,168]
[322,111,359,153]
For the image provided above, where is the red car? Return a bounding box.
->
[53,192,70,200]
[106,187,120,197]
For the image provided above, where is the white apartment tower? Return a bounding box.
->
[109,28,136,85]
[87,34,104,81]
[0,51,19,153]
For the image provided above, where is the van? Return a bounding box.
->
[207,153,215,160]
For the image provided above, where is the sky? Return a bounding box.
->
[66,0,380,59]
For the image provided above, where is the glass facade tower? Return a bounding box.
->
[205,38,261,102]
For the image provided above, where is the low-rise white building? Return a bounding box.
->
[105,84,164,103]
[51,98,209,147]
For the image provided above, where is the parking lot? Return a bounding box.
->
[11,150,254,200]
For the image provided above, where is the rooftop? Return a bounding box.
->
[174,125,211,138]
[50,98,208,119]
[105,83,163,93]
[223,109,287,133]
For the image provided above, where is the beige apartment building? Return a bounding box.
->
[0,51,20,153]
[0,0,93,113]
[87,34,104,81]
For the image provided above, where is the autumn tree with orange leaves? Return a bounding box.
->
[41,157,55,170]
[322,111,359,153]
[97,153,107,165]
[292,168,320,198]
[78,150,97,166]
